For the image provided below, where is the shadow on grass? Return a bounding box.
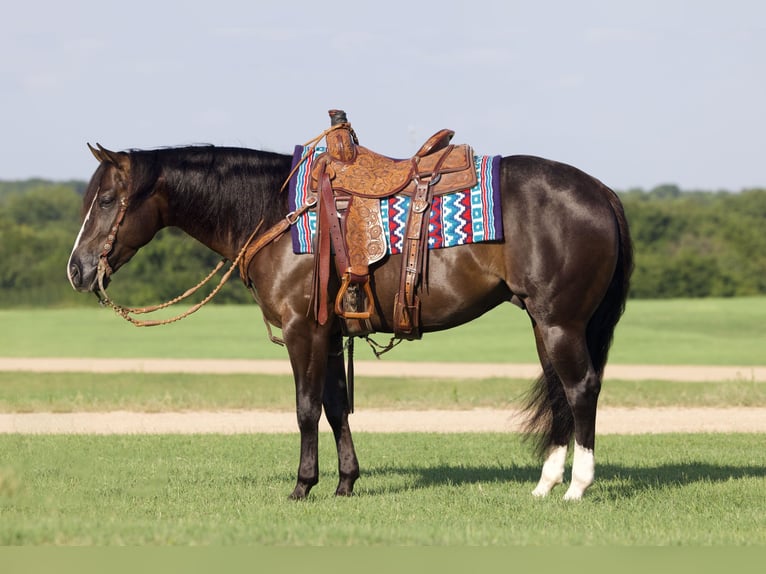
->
[358,461,766,498]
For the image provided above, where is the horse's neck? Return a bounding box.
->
[163,163,288,261]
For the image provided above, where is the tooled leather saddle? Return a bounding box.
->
[310,109,477,340]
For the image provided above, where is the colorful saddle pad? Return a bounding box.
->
[288,145,503,255]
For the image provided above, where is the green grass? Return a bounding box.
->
[2,299,764,547]
[0,433,763,545]
[610,297,766,365]
[0,371,764,413]
[2,297,765,364]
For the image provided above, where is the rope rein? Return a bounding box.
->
[97,222,263,327]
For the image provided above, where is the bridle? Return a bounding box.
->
[94,192,128,300]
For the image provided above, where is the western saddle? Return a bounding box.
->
[309,110,477,341]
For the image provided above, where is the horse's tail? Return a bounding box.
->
[523,185,633,455]
[586,187,634,378]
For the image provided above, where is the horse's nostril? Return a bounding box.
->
[68,263,81,288]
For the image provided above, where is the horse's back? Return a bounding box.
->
[501,155,618,219]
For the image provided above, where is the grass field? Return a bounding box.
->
[2,296,765,364]
[1,433,764,545]
[1,298,764,546]
[0,371,764,412]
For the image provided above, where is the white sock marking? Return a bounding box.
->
[532,444,567,497]
[563,442,594,500]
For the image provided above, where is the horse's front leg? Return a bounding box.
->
[284,315,332,500]
[323,332,359,496]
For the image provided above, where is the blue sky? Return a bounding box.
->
[2,0,764,190]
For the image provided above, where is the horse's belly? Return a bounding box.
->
[368,244,509,333]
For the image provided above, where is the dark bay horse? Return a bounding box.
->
[67,143,633,500]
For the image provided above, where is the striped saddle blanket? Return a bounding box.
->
[288,145,503,255]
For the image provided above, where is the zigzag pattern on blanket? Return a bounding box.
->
[288,145,503,255]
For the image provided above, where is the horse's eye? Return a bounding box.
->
[99,190,116,208]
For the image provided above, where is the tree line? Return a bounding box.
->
[621,185,766,298]
[1,179,765,308]
[0,180,251,308]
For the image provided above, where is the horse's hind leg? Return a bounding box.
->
[529,323,574,498]
[322,333,360,496]
[534,322,601,500]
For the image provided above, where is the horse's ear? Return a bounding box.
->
[90,143,130,173]
[87,142,104,163]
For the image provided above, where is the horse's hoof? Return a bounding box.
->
[289,484,311,500]
[531,476,562,498]
[562,486,585,501]
[531,486,549,498]
[335,476,357,497]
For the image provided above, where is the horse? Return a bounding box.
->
[67,141,633,500]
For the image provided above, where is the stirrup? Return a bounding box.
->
[334,272,374,320]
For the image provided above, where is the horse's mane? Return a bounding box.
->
[128,146,293,243]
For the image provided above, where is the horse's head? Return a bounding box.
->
[67,144,165,295]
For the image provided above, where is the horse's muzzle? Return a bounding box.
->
[67,261,83,290]
[67,254,103,293]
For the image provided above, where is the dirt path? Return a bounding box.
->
[2,357,765,382]
[1,358,764,434]
[1,407,765,435]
